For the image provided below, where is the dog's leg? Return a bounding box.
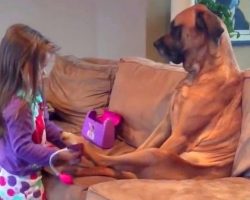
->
[74,166,137,179]
[87,148,229,179]
[61,131,85,145]
[89,148,164,170]
[136,153,231,179]
[137,111,171,150]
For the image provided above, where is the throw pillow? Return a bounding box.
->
[44,55,118,132]
[109,57,186,147]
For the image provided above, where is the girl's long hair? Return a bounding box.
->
[0,24,58,137]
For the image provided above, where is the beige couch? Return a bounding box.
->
[43,56,250,200]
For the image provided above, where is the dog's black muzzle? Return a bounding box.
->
[154,36,184,65]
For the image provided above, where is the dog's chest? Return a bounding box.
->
[173,85,190,106]
[170,82,211,127]
[170,85,190,127]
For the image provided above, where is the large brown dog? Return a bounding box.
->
[75,4,243,179]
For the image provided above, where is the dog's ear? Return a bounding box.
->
[195,11,224,44]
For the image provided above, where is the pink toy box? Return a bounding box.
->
[81,109,122,149]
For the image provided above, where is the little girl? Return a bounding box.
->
[0,24,81,199]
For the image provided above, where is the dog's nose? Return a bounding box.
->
[154,36,168,58]
[153,37,165,50]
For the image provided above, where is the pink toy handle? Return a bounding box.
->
[97,109,122,126]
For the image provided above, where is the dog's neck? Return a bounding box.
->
[183,36,240,82]
[182,45,208,83]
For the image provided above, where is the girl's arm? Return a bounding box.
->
[3,98,57,166]
[44,106,66,148]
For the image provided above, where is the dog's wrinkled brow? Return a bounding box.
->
[170,21,182,39]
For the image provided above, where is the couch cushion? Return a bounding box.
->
[232,70,250,176]
[44,56,118,133]
[109,57,186,147]
[86,178,250,200]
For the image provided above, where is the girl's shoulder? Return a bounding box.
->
[2,96,30,119]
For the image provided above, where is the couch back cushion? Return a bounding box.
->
[44,56,118,131]
[109,57,186,147]
[232,70,250,176]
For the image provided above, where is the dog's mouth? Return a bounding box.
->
[166,49,184,64]
[154,37,184,65]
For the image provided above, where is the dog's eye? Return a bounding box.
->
[170,22,182,40]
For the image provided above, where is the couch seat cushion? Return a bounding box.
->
[86,178,250,200]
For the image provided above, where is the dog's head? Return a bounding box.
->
[154,4,224,68]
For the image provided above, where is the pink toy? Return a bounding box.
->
[82,109,122,149]
[59,173,73,185]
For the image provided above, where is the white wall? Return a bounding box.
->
[0,0,97,57]
[95,0,146,59]
[0,0,147,59]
